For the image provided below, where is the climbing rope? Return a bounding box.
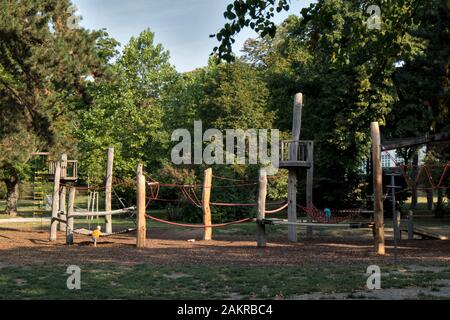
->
[265,203,289,214]
[145,214,253,228]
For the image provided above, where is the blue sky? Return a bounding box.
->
[72,0,314,72]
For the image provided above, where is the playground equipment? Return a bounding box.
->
[379,130,450,245]
[141,93,375,249]
[48,147,138,244]
[256,93,376,247]
[278,93,314,242]
[31,152,78,217]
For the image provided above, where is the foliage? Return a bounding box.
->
[75,29,176,185]
[0,0,113,212]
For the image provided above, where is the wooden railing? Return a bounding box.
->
[280,140,313,163]
[48,160,78,180]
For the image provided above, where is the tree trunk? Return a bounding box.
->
[426,189,434,211]
[437,188,443,206]
[4,177,19,216]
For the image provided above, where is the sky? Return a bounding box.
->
[72,0,314,72]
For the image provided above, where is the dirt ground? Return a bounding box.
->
[0,226,449,267]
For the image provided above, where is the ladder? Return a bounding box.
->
[33,170,46,215]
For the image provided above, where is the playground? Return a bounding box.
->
[0,214,449,299]
[1,1,449,302]
[1,94,450,300]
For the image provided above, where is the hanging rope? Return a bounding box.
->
[265,203,288,214]
[212,175,256,183]
[210,202,257,207]
[145,214,253,228]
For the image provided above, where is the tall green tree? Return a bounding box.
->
[232,0,427,205]
[0,0,113,214]
[76,29,177,184]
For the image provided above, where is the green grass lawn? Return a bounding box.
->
[1,264,449,300]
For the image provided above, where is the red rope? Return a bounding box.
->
[265,203,288,214]
[212,175,256,183]
[181,187,202,208]
[298,205,361,224]
[145,214,253,228]
[210,202,257,207]
[438,164,449,188]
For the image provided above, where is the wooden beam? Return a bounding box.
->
[202,168,213,241]
[382,132,450,150]
[49,161,61,241]
[371,122,385,255]
[30,152,50,156]
[68,208,134,218]
[408,210,414,240]
[287,93,303,242]
[256,169,267,247]
[136,164,146,248]
[105,147,114,234]
[66,187,76,245]
[58,154,67,232]
[306,142,314,238]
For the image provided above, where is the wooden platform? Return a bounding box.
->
[400,226,448,240]
[262,218,373,229]
[278,160,312,169]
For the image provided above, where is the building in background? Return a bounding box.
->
[380,148,427,168]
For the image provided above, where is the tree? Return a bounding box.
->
[235,0,427,206]
[212,0,292,61]
[0,0,113,215]
[75,29,177,185]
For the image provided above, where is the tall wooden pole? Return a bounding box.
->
[306,142,314,238]
[202,168,213,241]
[105,147,114,234]
[371,122,385,255]
[49,160,61,241]
[287,93,303,242]
[256,169,267,247]
[59,154,67,232]
[66,187,76,245]
[136,163,146,248]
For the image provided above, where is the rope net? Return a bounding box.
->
[299,205,362,224]
[382,148,450,192]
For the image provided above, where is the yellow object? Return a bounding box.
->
[92,229,102,239]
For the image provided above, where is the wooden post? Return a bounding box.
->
[408,210,414,240]
[136,164,146,248]
[202,168,213,241]
[49,160,61,241]
[256,169,268,247]
[306,142,314,238]
[58,154,67,232]
[66,187,76,245]
[105,147,114,234]
[371,122,385,255]
[437,188,443,207]
[426,189,434,211]
[395,211,401,240]
[287,93,303,242]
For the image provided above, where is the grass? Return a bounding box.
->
[1,195,450,300]
[0,264,449,300]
